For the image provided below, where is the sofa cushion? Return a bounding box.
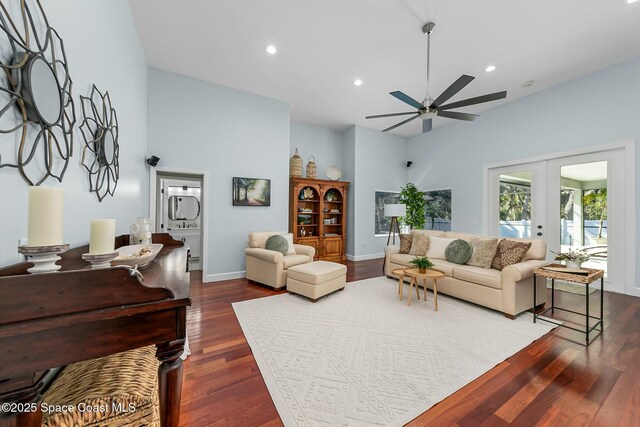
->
[409,233,429,255]
[399,234,413,254]
[429,259,457,277]
[452,265,502,289]
[390,253,415,266]
[467,237,500,268]
[491,239,532,271]
[521,238,546,261]
[283,233,296,254]
[266,235,289,255]
[427,236,456,259]
[287,261,347,284]
[445,239,473,264]
[284,254,312,269]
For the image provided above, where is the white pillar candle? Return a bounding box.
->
[89,219,116,254]
[27,187,64,246]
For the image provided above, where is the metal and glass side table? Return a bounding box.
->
[533,264,605,344]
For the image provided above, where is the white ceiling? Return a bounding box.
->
[128,0,640,138]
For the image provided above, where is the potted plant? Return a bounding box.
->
[550,248,590,269]
[399,183,426,230]
[409,256,434,273]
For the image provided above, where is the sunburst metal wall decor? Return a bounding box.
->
[80,84,119,202]
[0,0,75,185]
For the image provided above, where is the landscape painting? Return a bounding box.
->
[424,189,452,231]
[374,191,401,235]
[232,177,271,206]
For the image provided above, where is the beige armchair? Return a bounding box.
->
[245,231,315,289]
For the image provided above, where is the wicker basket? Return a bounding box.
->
[306,156,317,179]
[289,148,302,177]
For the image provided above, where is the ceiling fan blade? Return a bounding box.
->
[438,91,507,111]
[366,111,419,119]
[422,118,432,133]
[390,91,425,110]
[382,114,420,132]
[437,110,478,121]
[430,75,475,108]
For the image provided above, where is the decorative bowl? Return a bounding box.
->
[327,165,342,180]
[111,243,163,269]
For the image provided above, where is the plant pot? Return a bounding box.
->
[566,260,582,269]
[418,267,427,274]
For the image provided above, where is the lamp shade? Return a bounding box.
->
[384,203,406,217]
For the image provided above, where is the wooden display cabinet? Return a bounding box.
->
[289,177,349,262]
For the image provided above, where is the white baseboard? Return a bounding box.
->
[203,270,246,283]
[346,253,385,262]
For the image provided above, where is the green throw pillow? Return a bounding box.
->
[445,239,472,264]
[265,234,289,255]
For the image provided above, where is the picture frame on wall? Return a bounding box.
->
[232,177,271,206]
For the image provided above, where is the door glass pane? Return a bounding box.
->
[499,171,532,238]
[560,161,607,274]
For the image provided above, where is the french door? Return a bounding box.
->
[487,148,627,294]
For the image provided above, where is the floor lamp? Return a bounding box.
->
[382,204,406,273]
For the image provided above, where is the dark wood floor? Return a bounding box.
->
[178,260,640,426]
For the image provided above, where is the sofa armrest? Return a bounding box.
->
[385,245,400,256]
[502,259,549,283]
[384,245,400,276]
[245,247,284,264]
[293,244,315,261]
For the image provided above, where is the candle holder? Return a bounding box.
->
[18,244,70,274]
[82,251,119,269]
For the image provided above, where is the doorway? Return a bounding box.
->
[486,144,633,295]
[150,169,207,274]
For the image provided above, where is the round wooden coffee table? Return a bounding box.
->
[403,268,445,310]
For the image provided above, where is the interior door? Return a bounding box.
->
[487,162,546,241]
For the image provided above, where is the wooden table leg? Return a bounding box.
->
[156,339,185,427]
[398,274,404,301]
[433,279,438,311]
[423,278,428,302]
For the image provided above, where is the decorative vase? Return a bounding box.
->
[419,267,426,274]
[566,260,582,269]
[289,148,302,177]
[306,156,317,178]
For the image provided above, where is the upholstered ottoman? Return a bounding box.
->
[287,261,347,302]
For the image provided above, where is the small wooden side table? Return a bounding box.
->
[392,268,411,301]
[533,264,605,344]
[403,268,445,310]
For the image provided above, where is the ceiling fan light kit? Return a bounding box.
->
[366,22,507,134]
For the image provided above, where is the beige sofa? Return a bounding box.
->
[245,231,315,289]
[385,231,548,318]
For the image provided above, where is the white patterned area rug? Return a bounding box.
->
[232,277,554,426]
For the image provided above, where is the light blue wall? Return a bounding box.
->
[147,68,290,281]
[408,56,640,285]
[341,126,356,255]
[290,122,342,180]
[353,126,408,259]
[0,0,148,267]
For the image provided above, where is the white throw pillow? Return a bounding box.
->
[426,236,456,260]
[282,233,296,255]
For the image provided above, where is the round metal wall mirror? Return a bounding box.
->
[0,0,75,186]
[80,85,119,202]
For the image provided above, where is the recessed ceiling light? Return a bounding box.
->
[485,65,497,73]
[265,45,277,55]
[627,0,639,4]
[353,79,363,86]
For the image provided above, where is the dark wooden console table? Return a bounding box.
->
[0,233,191,427]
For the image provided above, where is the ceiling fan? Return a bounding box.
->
[366,22,507,133]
